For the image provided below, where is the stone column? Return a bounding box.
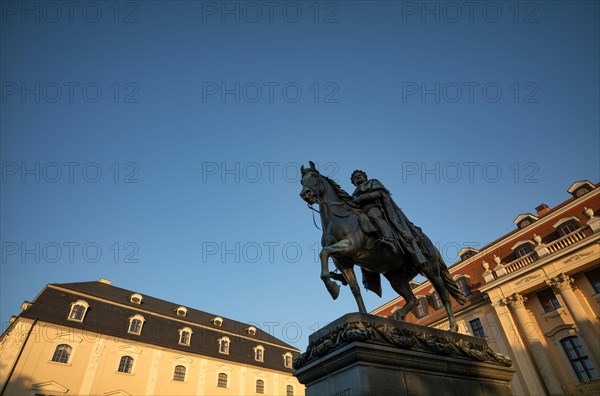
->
[490,299,546,396]
[547,273,600,367]
[503,293,563,395]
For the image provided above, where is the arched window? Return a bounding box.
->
[118,355,134,373]
[553,217,581,237]
[68,300,89,322]
[256,379,265,394]
[283,352,293,368]
[128,315,145,335]
[51,344,72,363]
[254,345,265,362]
[217,373,228,388]
[561,336,598,381]
[515,242,534,258]
[286,385,294,396]
[218,337,230,354]
[173,365,186,381]
[179,327,192,346]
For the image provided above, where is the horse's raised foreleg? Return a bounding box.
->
[335,262,367,313]
[319,240,353,300]
[384,270,418,321]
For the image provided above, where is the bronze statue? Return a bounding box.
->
[299,161,467,331]
[351,169,427,267]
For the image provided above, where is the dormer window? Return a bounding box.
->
[567,180,595,198]
[246,326,257,336]
[176,306,188,317]
[414,296,429,319]
[553,217,581,237]
[513,213,539,229]
[218,336,230,354]
[458,247,479,261]
[430,292,443,310]
[212,317,223,327]
[254,345,265,362]
[283,352,293,368]
[511,240,535,258]
[128,314,145,335]
[129,293,143,304]
[178,327,192,346]
[68,300,89,322]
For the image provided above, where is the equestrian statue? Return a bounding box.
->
[299,161,467,331]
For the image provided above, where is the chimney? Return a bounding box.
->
[536,203,550,217]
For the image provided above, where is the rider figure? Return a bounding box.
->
[351,170,428,266]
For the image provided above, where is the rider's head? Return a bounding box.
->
[351,170,367,186]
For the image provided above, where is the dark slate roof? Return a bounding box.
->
[21,281,298,373]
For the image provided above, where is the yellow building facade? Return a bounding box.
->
[0,280,304,396]
[371,180,600,396]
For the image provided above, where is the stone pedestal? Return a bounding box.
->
[293,313,515,396]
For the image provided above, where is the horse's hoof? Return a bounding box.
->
[329,283,340,300]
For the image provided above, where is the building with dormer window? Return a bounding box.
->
[0,280,303,396]
[371,180,600,396]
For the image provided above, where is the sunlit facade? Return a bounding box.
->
[0,280,304,396]
[371,180,600,396]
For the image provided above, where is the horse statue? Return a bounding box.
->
[299,161,467,331]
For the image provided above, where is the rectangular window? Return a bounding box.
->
[561,336,598,381]
[585,267,600,294]
[537,288,561,312]
[469,318,486,338]
[457,277,472,296]
[414,298,428,318]
[431,292,443,310]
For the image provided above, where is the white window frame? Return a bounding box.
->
[67,300,89,322]
[116,345,141,375]
[254,345,265,362]
[216,364,232,389]
[129,293,143,304]
[171,355,192,383]
[127,314,145,335]
[176,306,188,317]
[283,352,293,368]
[49,343,73,364]
[218,336,230,355]
[178,327,193,346]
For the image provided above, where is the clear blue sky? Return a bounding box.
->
[1,1,598,351]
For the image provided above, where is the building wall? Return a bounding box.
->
[371,183,600,395]
[0,319,303,396]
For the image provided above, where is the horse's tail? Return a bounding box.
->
[437,252,468,305]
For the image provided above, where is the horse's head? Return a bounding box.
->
[299,161,322,205]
